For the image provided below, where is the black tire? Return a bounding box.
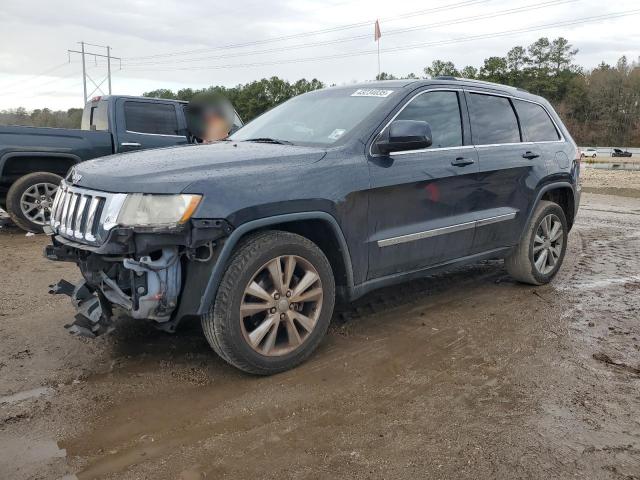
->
[202,230,335,375]
[505,200,568,285]
[6,172,62,233]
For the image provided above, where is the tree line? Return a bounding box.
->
[377,37,640,148]
[0,107,83,129]
[2,37,638,147]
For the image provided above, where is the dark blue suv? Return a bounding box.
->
[46,78,580,374]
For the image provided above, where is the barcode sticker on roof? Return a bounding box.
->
[351,89,393,97]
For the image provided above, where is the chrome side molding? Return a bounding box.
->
[377,212,517,247]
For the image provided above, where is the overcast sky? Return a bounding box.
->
[0,0,638,110]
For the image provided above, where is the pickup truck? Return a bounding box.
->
[46,78,581,375]
[0,95,242,232]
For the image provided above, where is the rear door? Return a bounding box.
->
[367,88,479,279]
[466,91,547,253]
[115,99,188,153]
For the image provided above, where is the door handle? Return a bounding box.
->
[121,142,142,148]
[522,151,540,160]
[451,156,475,167]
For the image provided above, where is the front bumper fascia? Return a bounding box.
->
[45,219,232,337]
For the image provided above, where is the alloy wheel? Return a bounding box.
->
[240,255,323,356]
[533,213,564,275]
[20,182,58,226]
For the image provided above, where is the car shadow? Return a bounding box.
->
[106,260,508,363]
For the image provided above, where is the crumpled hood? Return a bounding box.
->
[71,142,327,193]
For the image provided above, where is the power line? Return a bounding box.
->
[124,0,492,61]
[119,9,640,73]
[4,62,102,98]
[0,62,69,90]
[122,0,576,67]
[3,66,81,96]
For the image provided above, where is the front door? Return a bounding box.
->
[367,89,479,279]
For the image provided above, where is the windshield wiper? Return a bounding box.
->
[243,137,293,145]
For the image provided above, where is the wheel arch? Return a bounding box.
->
[0,151,80,182]
[195,212,355,316]
[522,182,576,240]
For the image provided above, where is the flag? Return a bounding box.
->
[374,19,381,42]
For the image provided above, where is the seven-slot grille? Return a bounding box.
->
[50,181,126,246]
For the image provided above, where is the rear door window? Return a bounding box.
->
[513,100,560,142]
[395,90,463,148]
[468,93,521,145]
[124,101,179,135]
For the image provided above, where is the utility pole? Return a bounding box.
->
[80,41,87,105]
[68,42,121,104]
[106,45,112,95]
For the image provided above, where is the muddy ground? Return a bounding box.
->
[1,184,639,478]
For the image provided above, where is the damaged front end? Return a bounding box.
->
[45,180,231,338]
[48,247,182,337]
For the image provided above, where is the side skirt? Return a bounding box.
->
[350,247,513,301]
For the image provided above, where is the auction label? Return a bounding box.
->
[351,88,394,97]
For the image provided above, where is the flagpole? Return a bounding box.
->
[374,19,381,79]
[377,38,380,78]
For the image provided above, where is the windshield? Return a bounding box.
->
[230,87,398,146]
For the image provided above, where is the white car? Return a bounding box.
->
[581,148,597,158]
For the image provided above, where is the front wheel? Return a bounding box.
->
[5,172,62,233]
[505,200,568,285]
[202,230,335,375]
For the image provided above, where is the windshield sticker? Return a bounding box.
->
[351,88,393,98]
[328,129,346,140]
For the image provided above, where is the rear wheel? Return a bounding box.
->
[202,230,335,375]
[505,200,568,285]
[6,172,62,233]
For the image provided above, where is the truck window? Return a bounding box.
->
[124,102,179,136]
[81,101,109,131]
[513,100,560,142]
[468,93,521,145]
[396,91,463,148]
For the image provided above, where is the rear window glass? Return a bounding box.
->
[396,91,462,148]
[81,101,108,131]
[468,93,520,145]
[513,100,560,142]
[124,102,179,135]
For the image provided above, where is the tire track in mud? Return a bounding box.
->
[3,193,640,479]
[529,194,640,479]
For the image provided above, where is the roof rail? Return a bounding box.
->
[433,76,529,93]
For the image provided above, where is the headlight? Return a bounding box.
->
[117,194,202,228]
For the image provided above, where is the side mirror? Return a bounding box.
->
[376,120,432,155]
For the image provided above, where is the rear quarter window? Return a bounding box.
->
[468,93,520,145]
[513,100,560,142]
[124,101,179,135]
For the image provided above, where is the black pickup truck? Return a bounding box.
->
[0,95,242,232]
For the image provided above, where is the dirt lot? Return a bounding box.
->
[581,166,640,198]
[1,170,640,479]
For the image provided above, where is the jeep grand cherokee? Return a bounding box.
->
[45,78,580,375]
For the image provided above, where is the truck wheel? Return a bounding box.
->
[6,172,62,233]
[202,231,335,375]
[505,200,568,285]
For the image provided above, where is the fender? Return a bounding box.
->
[0,151,82,178]
[519,181,577,241]
[195,211,355,315]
